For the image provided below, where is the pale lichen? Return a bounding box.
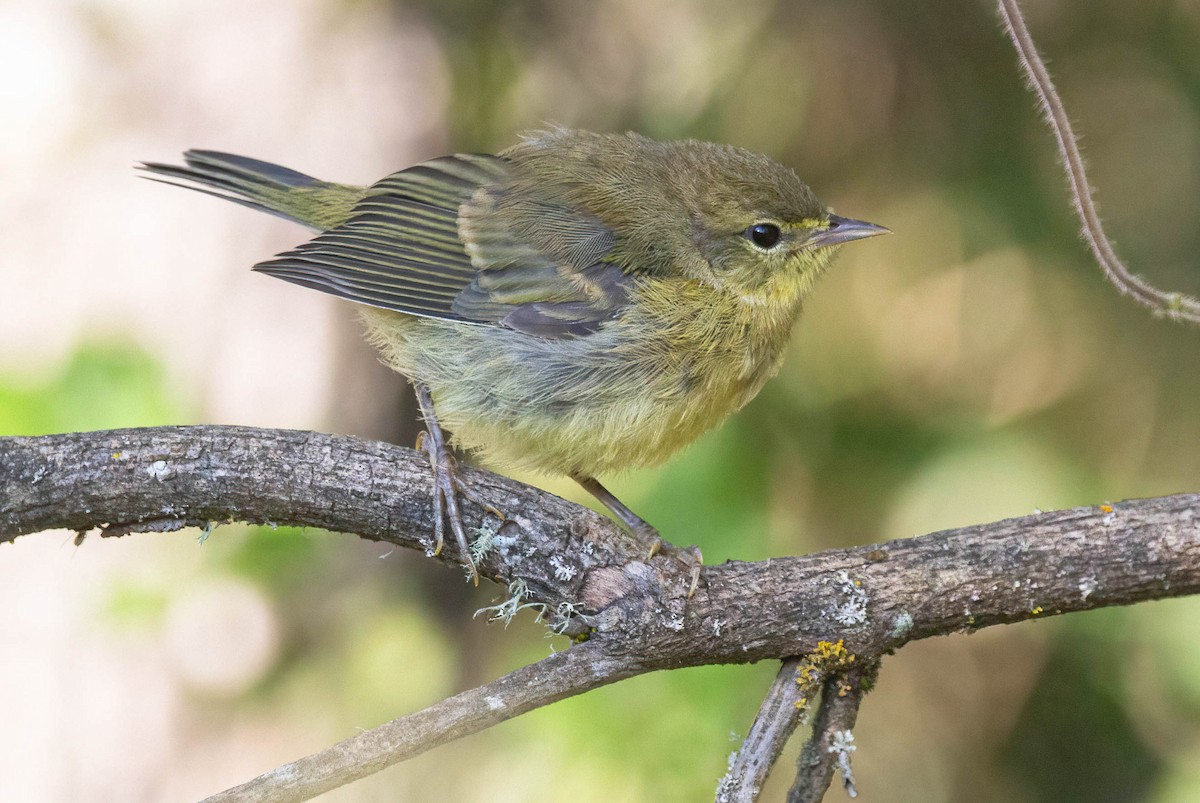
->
[549,554,577,582]
[829,570,869,627]
[713,750,741,803]
[888,612,914,640]
[549,601,581,634]
[146,459,171,481]
[196,521,216,545]
[828,728,858,797]
[469,517,503,564]
[473,578,546,627]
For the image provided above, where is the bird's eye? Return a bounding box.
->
[746,223,782,249]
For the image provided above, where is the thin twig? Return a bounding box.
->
[997,0,1200,323]
[717,658,810,802]
[788,661,878,803]
[201,641,644,803]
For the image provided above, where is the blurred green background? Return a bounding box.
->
[1,0,1198,800]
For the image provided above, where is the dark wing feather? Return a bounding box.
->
[254,155,500,322]
[495,265,634,336]
[254,152,630,338]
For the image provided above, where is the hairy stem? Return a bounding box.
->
[997,0,1200,323]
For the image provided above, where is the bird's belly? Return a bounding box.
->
[362,310,780,477]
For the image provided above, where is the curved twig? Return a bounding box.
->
[997,0,1200,323]
[201,641,644,803]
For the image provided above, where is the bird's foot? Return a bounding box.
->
[415,429,476,585]
[572,472,703,597]
[414,384,504,586]
[640,529,703,599]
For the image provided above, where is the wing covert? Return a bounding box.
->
[254,151,630,337]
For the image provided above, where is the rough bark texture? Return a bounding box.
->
[3,426,1198,801]
[4,427,1197,665]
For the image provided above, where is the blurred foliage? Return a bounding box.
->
[4,0,1200,800]
[1000,619,1162,803]
[0,343,183,435]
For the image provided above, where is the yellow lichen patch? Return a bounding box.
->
[794,640,858,711]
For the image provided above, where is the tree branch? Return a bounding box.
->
[997,0,1200,323]
[0,426,663,639]
[3,425,1199,800]
[788,660,877,803]
[717,658,810,803]
[200,641,644,803]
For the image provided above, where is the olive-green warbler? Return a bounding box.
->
[142,128,887,587]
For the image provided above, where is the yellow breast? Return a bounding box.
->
[361,274,806,478]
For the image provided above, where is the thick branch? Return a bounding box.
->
[3,426,1198,666]
[0,426,655,638]
[3,426,1199,800]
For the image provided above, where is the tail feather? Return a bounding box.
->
[182,150,325,188]
[139,151,363,231]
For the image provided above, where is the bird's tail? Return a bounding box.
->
[138,150,363,231]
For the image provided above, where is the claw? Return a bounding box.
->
[454,476,507,521]
[678,545,703,599]
[656,542,703,598]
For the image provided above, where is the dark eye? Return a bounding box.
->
[746,223,782,249]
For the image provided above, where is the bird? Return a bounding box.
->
[141,128,888,591]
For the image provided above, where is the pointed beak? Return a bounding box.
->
[808,214,891,249]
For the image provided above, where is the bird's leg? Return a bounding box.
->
[572,473,703,597]
[414,383,503,586]
[571,474,661,550]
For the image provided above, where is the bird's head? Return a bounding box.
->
[672,142,889,309]
[506,129,889,313]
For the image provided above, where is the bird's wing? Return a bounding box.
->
[254,154,631,338]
